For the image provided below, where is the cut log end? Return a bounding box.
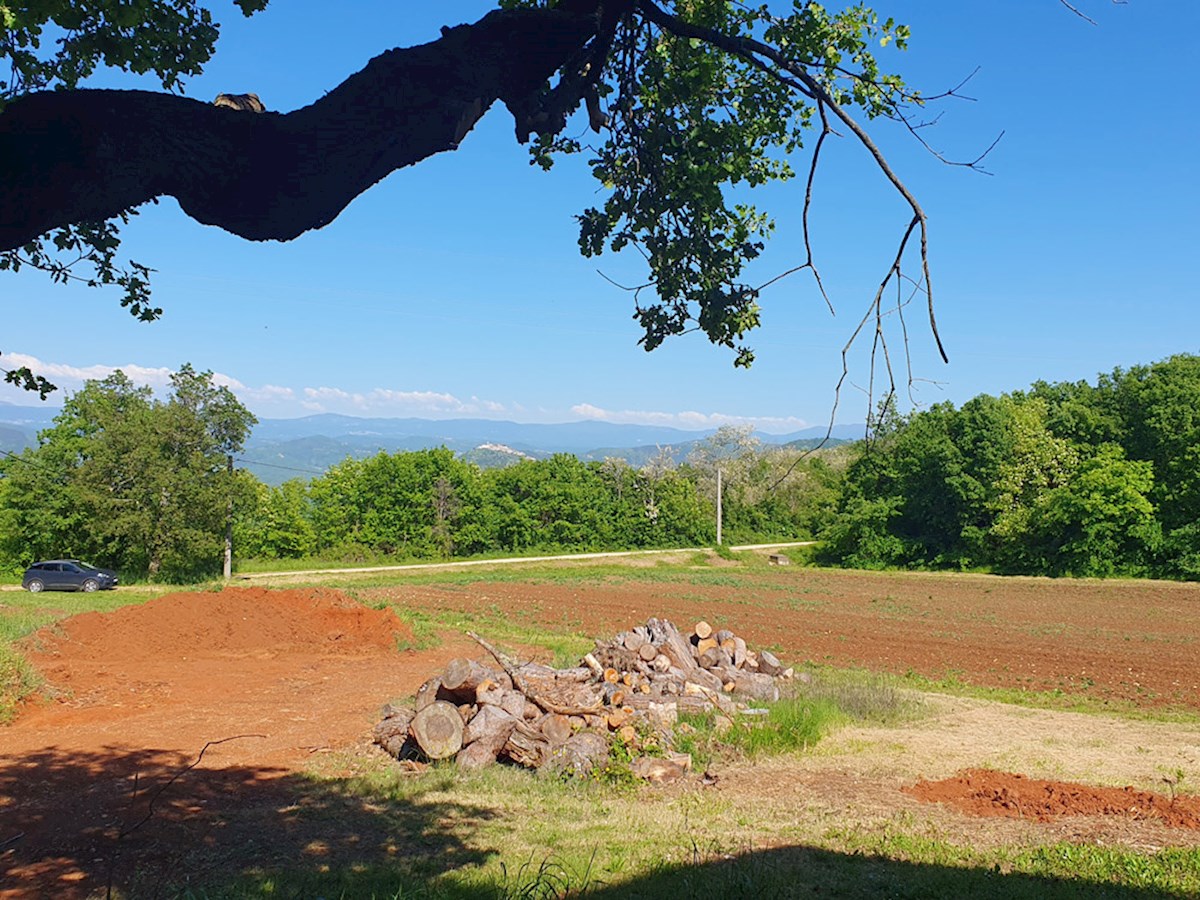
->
[411,701,464,760]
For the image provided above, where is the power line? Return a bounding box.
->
[233,456,327,477]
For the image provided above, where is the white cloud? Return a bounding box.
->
[0,355,297,411]
[296,385,511,417]
[1,353,176,390]
[570,402,809,434]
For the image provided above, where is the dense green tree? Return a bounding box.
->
[234,477,317,559]
[0,366,255,579]
[820,356,1200,581]
[1027,445,1158,578]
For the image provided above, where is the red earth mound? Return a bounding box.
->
[30,585,411,662]
[2,587,468,898]
[904,769,1200,829]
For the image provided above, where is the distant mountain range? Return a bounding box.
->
[0,403,860,485]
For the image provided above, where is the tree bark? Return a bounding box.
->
[0,7,601,251]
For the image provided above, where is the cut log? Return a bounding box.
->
[637,642,659,662]
[583,652,604,678]
[667,750,693,771]
[544,731,608,777]
[475,680,505,707]
[732,672,780,702]
[631,756,687,784]
[457,739,501,770]
[622,631,646,652]
[604,668,620,683]
[503,721,552,768]
[646,618,698,673]
[617,724,638,745]
[698,647,723,670]
[758,650,784,676]
[695,636,719,656]
[442,658,504,699]
[732,636,747,668]
[652,653,672,673]
[541,713,574,745]
[415,676,443,712]
[715,629,734,644]
[463,704,517,748]
[411,701,464,760]
[607,707,630,730]
[372,709,416,759]
[500,689,527,720]
[693,620,713,640]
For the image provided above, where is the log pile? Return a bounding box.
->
[373,618,793,782]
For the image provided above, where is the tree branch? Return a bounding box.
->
[637,0,948,364]
[0,8,599,251]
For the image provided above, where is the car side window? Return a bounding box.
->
[44,563,60,572]
[62,563,79,573]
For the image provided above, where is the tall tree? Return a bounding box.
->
[0,366,256,580]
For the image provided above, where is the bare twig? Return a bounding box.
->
[1057,0,1127,26]
[467,631,602,716]
[104,734,266,900]
[0,831,24,851]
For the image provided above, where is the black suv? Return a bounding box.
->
[23,560,119,593]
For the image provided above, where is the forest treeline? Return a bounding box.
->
[2,354,1198,582]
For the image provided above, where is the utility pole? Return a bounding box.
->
[223,453,233,579]
[716,466,723,546]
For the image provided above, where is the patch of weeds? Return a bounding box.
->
[587,729,644,788]
[724,697,838,758]
[0,643,42,722]
[496,850,602,899]
[672,697,838,766]
[791,668,924,726]
[390,607,443,652]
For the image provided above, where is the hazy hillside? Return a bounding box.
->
[0,404,856,485]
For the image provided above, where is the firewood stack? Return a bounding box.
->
[373,618,793,782]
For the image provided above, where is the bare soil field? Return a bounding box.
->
[364,566,1200,711]
[2,567,1199,897]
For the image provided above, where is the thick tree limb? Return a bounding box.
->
[0,8,599,251]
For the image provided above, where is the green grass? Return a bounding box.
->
[897,669,1200,725]
[178,757,1200,899]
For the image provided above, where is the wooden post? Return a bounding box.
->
[223,453,233,580]
[716,466,723,546]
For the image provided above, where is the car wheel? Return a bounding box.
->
[82,579,99,593]
[27,579,44,593]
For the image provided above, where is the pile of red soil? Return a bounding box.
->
[905,769,1200,829]
[28,586,412,664]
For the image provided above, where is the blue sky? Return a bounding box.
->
[3,0,1197,433]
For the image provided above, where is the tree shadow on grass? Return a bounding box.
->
[3,746,1195,899]
[0,743,494,898]
[579,844,1194,900]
